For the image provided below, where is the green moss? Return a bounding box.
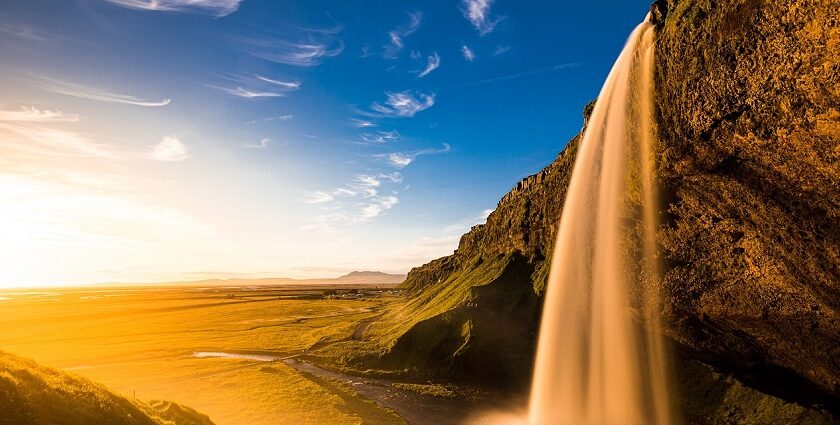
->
[390,383,458,400]
[676,360,838,425]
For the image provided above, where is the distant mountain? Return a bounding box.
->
[336,271,406,283]
[106,270,407,288]
[0,351,214,425]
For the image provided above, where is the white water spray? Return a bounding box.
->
[527,15,670,425]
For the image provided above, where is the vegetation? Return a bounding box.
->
[0,351,213,425]
[0,287,404,425]
[390,383,458,400]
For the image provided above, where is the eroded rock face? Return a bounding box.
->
[655,0,840,398]
[391,0,839,414]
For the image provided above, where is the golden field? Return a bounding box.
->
[0,286,405,425]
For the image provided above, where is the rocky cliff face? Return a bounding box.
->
[344,0,839,420]
[655,0,840,404]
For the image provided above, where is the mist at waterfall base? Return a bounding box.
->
[468,15,669,425]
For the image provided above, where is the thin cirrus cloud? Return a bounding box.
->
[493,44,512,55]
[103,0,243,17]
[301,172,404,231]
[359,195,398,220]
[151,136,190,162]
[0,106,79,123]
[302,191,335,204]
[0,123,116,158]
[383,11,422,59]
[0,23,53,42]
[211,85,285,98]
[348,118,377,128]
[464,62,581,87]
[35,77,171,107]
[245,114,293,124]
[461,45,476,62]
[255,75,301,90]
[367,90,435,118]
[243,138,270,149]
[417,52,440,78]
[243,25,344,67]
[378,143,451,168]
[461,0,502,35]
[210,74,299,99]
[360,130,399,144]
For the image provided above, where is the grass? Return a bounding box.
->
[314,253,516,365]
[390,383,458,399]
[0,350,213,425]
[0,286,403,425]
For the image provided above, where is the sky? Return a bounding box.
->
[0,0,650,287]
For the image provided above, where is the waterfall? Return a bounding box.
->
[527,15,670,425]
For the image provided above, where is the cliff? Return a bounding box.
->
[654,0,840,407]
[321,0,839,421]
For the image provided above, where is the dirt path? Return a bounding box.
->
[294,308,385,355]
[284,359,480,425]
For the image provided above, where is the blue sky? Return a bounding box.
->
[0,0,650,286]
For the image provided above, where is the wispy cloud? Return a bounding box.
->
[385,152,413,167]
[377,143,451,168]
[243,138,270,149]
[461,45,476,62]
[301,172,405,231]
[461,0,502,35]
[255,75,301,90]
[209,73,300,99]
[0,106,79,123]
[493,44,512,55]
[302,191,335,204]
[243,25,344,67]
[36,77,171,107]
[359,195,398,220]
[378,172,404,183]
[0,23,54,42]
[349,118,377,128]
[465,62,580,86]
[151,136,189,161]
[417,52,440,78]
[245,114,293,124]
[368,90,435,118]
[383,11,422,59]
[103,0,243,17]
[360,130,399,144]
[210,85,285,98]
[0,123,116,158]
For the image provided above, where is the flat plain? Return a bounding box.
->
[0,285,413,425]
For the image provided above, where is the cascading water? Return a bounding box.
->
[527,14,670,425]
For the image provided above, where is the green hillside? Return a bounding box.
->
[0,351,214,425]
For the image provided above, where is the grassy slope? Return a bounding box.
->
[0,351,213,425]
[310,252,541,387]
